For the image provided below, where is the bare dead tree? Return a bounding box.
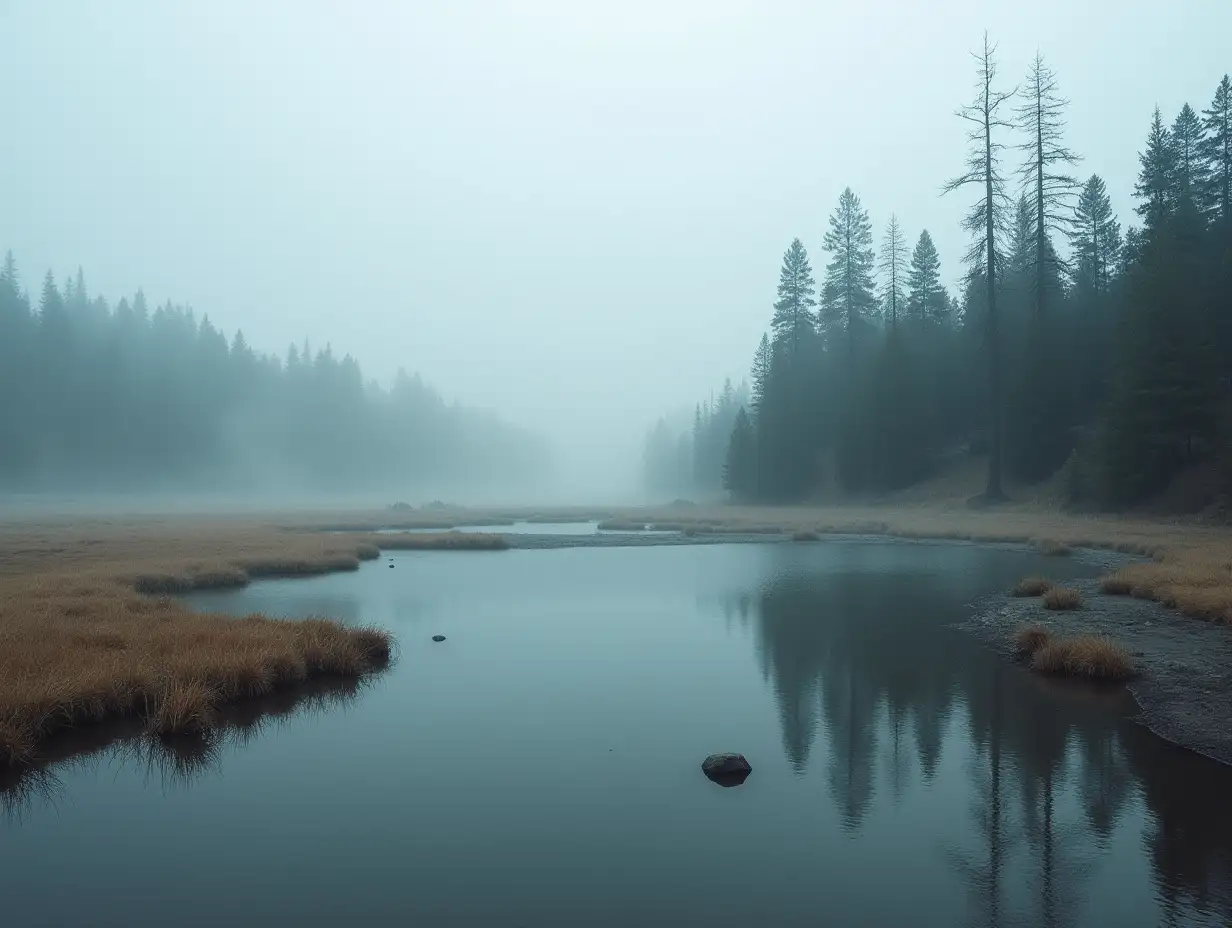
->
[943,32,1016,502]
[1016,52,1081,317]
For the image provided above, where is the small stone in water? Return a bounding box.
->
[431,635,446,642]
[702,753,752,786]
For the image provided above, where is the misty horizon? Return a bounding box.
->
[2,0,1231,502]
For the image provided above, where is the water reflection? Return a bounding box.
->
[739,554,1232,925]
[1,676,372,823]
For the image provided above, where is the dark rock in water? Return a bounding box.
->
[431,635,446,642]
[388,563,395,568]
[702,753,752,786]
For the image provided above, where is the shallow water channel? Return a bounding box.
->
[5,539,1232,927]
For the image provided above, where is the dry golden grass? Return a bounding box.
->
[1014,624,1052,655]
[1030,635,1134,681]
[1012,576,1055,597]
[0,518,409,764]
[1034,537,1073,556]
[1043,587,1084,610]
[1100,574,1135,595]
[2,498,1230,763]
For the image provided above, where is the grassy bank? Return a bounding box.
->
[0,520,414,766]
[5,500,1232,765]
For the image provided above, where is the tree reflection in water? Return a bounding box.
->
[1,676,371,823]
[736,548,1232,926]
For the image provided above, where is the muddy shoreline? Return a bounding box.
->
[961,575,1232,767]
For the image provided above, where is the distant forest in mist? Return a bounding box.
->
[646,47,1232,513]
[0,258,547,495]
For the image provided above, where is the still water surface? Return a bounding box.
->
[4,540,1232,927]
[376,520,674,535]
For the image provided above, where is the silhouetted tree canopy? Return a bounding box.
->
[642,56,1232,514]
[0,260,546,494]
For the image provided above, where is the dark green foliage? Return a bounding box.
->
[906,231,948,325]
[1071,176,1122,298]
[1200,76,1232,225]
[722,407,756,499]
[640,61,1232,517]
[821,188,877,354]
[0,257,544,492]
[1135,108,1176,233]
[1068,175,1124,426]
[879,215,908,328]
[771,238,817,356]
[1171,104,1207,207]
[1101,199,1219,504]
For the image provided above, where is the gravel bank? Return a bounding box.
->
[962,576,1232,766]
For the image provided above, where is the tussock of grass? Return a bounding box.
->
[792,530,821,542]
[1012,576,1054,597]
[1035,538,1072,556]
[1043,587,1083,610]
[148,680,219,735]
[1030,635,1134,681]
[1014,624,1052,655]
[1100,573,1135,595]
[372,532,509,551]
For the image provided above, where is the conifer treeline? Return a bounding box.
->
[0,260,547,493]
[645,44,1232,511]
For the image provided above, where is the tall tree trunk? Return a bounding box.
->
[1036,91,1047,319]
[985,88,1006,500]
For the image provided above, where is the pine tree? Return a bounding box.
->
[821,187,876,354]
[879,214,908,328]
[1015,53,1080,317]
[1008,194,1035,279]
[943,33,1016,501]
[749,333,772,420]
[1200,75,1232,226]
[1,251,18,290]
[1134,108,1176,233]
[722,407,756,499]
[1171,103,1207,209]
[770,239,817,356]
[906,230,945,324]
[1070,175,1122,297]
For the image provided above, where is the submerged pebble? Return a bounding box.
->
[431,634,446,642]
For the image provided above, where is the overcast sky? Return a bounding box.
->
[1,0,1229,492]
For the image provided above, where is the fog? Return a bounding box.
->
[1,0,1229,504]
